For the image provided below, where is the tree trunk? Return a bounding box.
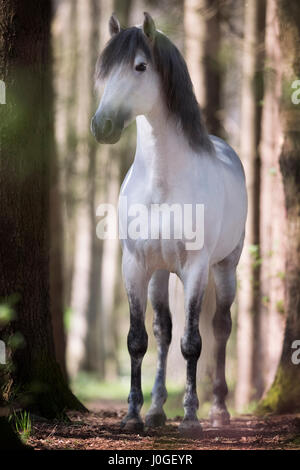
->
[52,0,78,311]
[235,0,265,410]
[258,0,285,397]
[184,0,223,136]
[66,0,102,377]
[50,119,67,380]
[0,0,85,418]
[258,0,300,414]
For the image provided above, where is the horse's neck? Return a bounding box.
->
[135,105,192,196]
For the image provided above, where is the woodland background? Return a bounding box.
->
[0,0,300,445]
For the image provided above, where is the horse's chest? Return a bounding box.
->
[133,238,186,274]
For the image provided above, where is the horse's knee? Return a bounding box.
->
[128,323,148,358]
[181,330,202,360]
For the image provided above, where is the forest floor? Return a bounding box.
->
[27,400,300,450]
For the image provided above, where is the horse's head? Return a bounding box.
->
[91,13,159,144]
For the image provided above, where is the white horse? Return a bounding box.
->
[91,13,247,437]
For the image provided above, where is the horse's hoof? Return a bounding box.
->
[209,409,230,427]
[178,420,203,438]
[145,410,166,428]
[120,416,144,433]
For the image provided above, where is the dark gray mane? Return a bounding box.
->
[96,27,213,153]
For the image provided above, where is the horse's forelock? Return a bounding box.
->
[95,27,152,80]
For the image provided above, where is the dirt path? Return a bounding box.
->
[28,402,300,450]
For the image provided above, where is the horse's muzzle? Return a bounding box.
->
[91,113,123,144]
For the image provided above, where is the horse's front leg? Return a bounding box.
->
[145,270,172,427]
[179,264,208,437]
[121,252,150,433]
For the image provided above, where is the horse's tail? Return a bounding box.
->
[198,269,216,379]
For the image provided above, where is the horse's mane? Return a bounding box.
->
[96,27,213,153]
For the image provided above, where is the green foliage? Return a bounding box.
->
[268,167,277,176]
[9,410,31,443]
[0,295,20,327]
[7,332,25,350]
[64,307,73,332]
[242,399,260,415]
[0,304,15,327]
[276,300,285,315]
[276,271,286,280]
[262,295,270,306]
[249,244,262,269]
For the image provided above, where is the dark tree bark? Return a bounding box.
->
[0,0,85,418]
[50,136,67,380]
[258,0,300,414]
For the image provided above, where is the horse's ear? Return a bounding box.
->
[109,13,121,36]
[143,12,156,42]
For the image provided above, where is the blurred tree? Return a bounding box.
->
[115,0,133,26]
[50,93,67,380]
[235,0,265,410]
[66,0,105,377]
[53,0,78,311]
[65,0,122,379]
[184,0,223,136]
[258,0,300,414]
[0,0,85,418]
[258,0,285,397]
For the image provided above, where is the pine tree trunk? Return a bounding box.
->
[66,0,100,377]
[0,0,85,418]
[235,0,265,410]
[50,122,67,380]
[184,0,222,135]
[258,0,285,396]
[258,0,300,413]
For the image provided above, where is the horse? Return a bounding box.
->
[91,12,247,437]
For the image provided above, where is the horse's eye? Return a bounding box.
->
[135,63,147,72]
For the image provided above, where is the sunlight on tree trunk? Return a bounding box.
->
[236,0,265,410]
[67,0,96,377]
[52,0,78,309]
[258,0,285,395]
[184,0,207,108]
[258,0,300,414]
[184,0,222,135]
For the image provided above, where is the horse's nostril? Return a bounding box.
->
[102,119,113,137]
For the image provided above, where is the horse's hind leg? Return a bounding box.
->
[210,238,244,427]
[145,270,172,428]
